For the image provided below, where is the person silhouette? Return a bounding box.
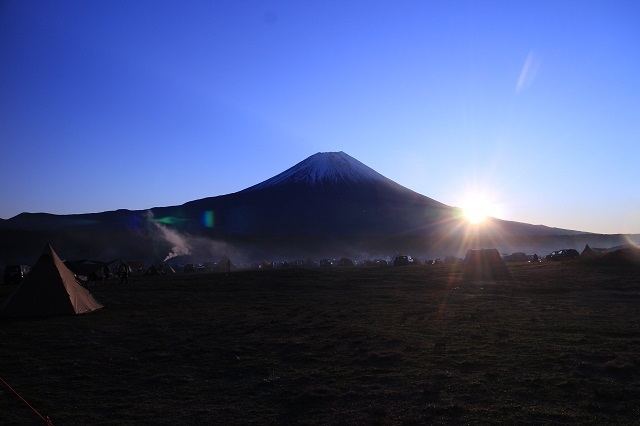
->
[118,260,130,284]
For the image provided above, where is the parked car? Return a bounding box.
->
[393,255,414,266]
[3,265,30,284]
[183,263,196,272]
[546,249,580,261]
[319,258,333,267]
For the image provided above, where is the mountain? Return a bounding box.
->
[0,152,632,264]
[246,151,401,189]
[182,151,452,237]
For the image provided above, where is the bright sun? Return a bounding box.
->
[462,196,495,224]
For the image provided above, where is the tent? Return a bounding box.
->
[161,264,176,275]
[145,265,162,275]
[65,258,119,284]
[336,257,355,267]
[0,244,104,318]
[213,255,236,272]
[145,264,175,275]
[581,244,609,258]
[591,246,640,267]
[444,255,464,265]
[504,252,529,263]
[463,248,510,280]
[65,259,118,277]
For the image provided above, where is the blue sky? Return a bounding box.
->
[1,0,639,234]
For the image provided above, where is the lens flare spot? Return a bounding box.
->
[203,210,215,228]
[151,216,189,225]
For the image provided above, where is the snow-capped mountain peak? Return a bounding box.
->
[246,151,390,190]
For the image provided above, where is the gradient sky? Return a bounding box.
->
[1,0,639,234]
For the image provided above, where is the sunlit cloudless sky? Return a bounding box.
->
[1,0,639,234]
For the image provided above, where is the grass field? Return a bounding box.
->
[1,261,639,424]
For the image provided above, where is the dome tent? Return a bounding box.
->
[463,248,510,281]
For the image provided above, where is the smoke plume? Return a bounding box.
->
[146,211,192,261]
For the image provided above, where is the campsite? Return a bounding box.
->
[1,258,639,424]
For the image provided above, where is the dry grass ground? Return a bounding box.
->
[1,261,639,424]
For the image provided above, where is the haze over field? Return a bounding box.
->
[1,1,639,234]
